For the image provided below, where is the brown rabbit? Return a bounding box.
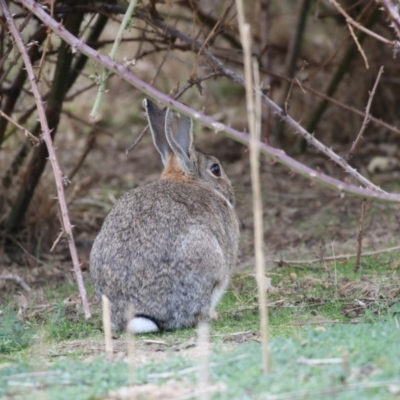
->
[90,99,239,333]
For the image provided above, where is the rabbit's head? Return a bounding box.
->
[144,99,235,207]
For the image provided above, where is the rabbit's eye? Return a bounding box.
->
[210,163,221,177]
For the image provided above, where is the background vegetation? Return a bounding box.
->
[1,0,400,398]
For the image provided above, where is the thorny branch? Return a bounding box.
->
[1,0,91,318]
[378,0,400,40]
[348,66,384,159]
[136,9,385,193]
[329,0,397,47]
[16,0,400,204]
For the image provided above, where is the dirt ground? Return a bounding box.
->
[76,123,400,268]
[1,107,400,296]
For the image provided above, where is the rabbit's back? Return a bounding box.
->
[90,179,239,330]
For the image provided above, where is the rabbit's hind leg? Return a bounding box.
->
[209,279,229,319]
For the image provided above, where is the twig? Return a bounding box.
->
[347,23,369,69]
[190,3,232,78]
[151,43,170,85]
[284,0,311,79]
[348,66,384,158]
[90,0,138,119]
[36,32,51,81]
[0,274,31,293]
[20,1,400,204]
[50,230,64,252]
[235,0,269,374]
[28,134,96,225]
[0,109,39,144]
[225,55,400,137]
[2,0,91,319]
[4,236,46,266]
[283,61,307,115]
[329,0,395,46]
[273,244,400,266]
[62,109,113,137]
[172,72,222,99]
[36,0,54,81]
[125,125,148,154]
[354,199,368,272]
[307,5,379,136]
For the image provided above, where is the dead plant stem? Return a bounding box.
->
[349,66,384,158]
[102,295,113,358]
[90,0,138,119]
[236,0,269,374]
[354,199,368,272]
[1,0,91,318]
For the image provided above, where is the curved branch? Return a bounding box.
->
[18,0,400,204]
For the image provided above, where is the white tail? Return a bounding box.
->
[127,317,159,334]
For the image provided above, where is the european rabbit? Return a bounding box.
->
[90,99,239,333]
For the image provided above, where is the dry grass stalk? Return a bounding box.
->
[126,305,136,388]
[354,199,368,272]
[197,321,210,400]
[101,295,113,358]
[2,0,91,318]
[349,66,384,158]
[331,242,338,298]
[235,0,269,374]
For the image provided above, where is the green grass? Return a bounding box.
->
[1,319,399,399]
[0,309,34,354]
[45,304,103,342]
[0,255,399,399]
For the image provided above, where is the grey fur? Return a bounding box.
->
[90,100,239,331]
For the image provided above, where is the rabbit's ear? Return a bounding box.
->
[143,99,171,166]
[165,108,195,172]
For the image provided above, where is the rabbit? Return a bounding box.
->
[90,99,239,333]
